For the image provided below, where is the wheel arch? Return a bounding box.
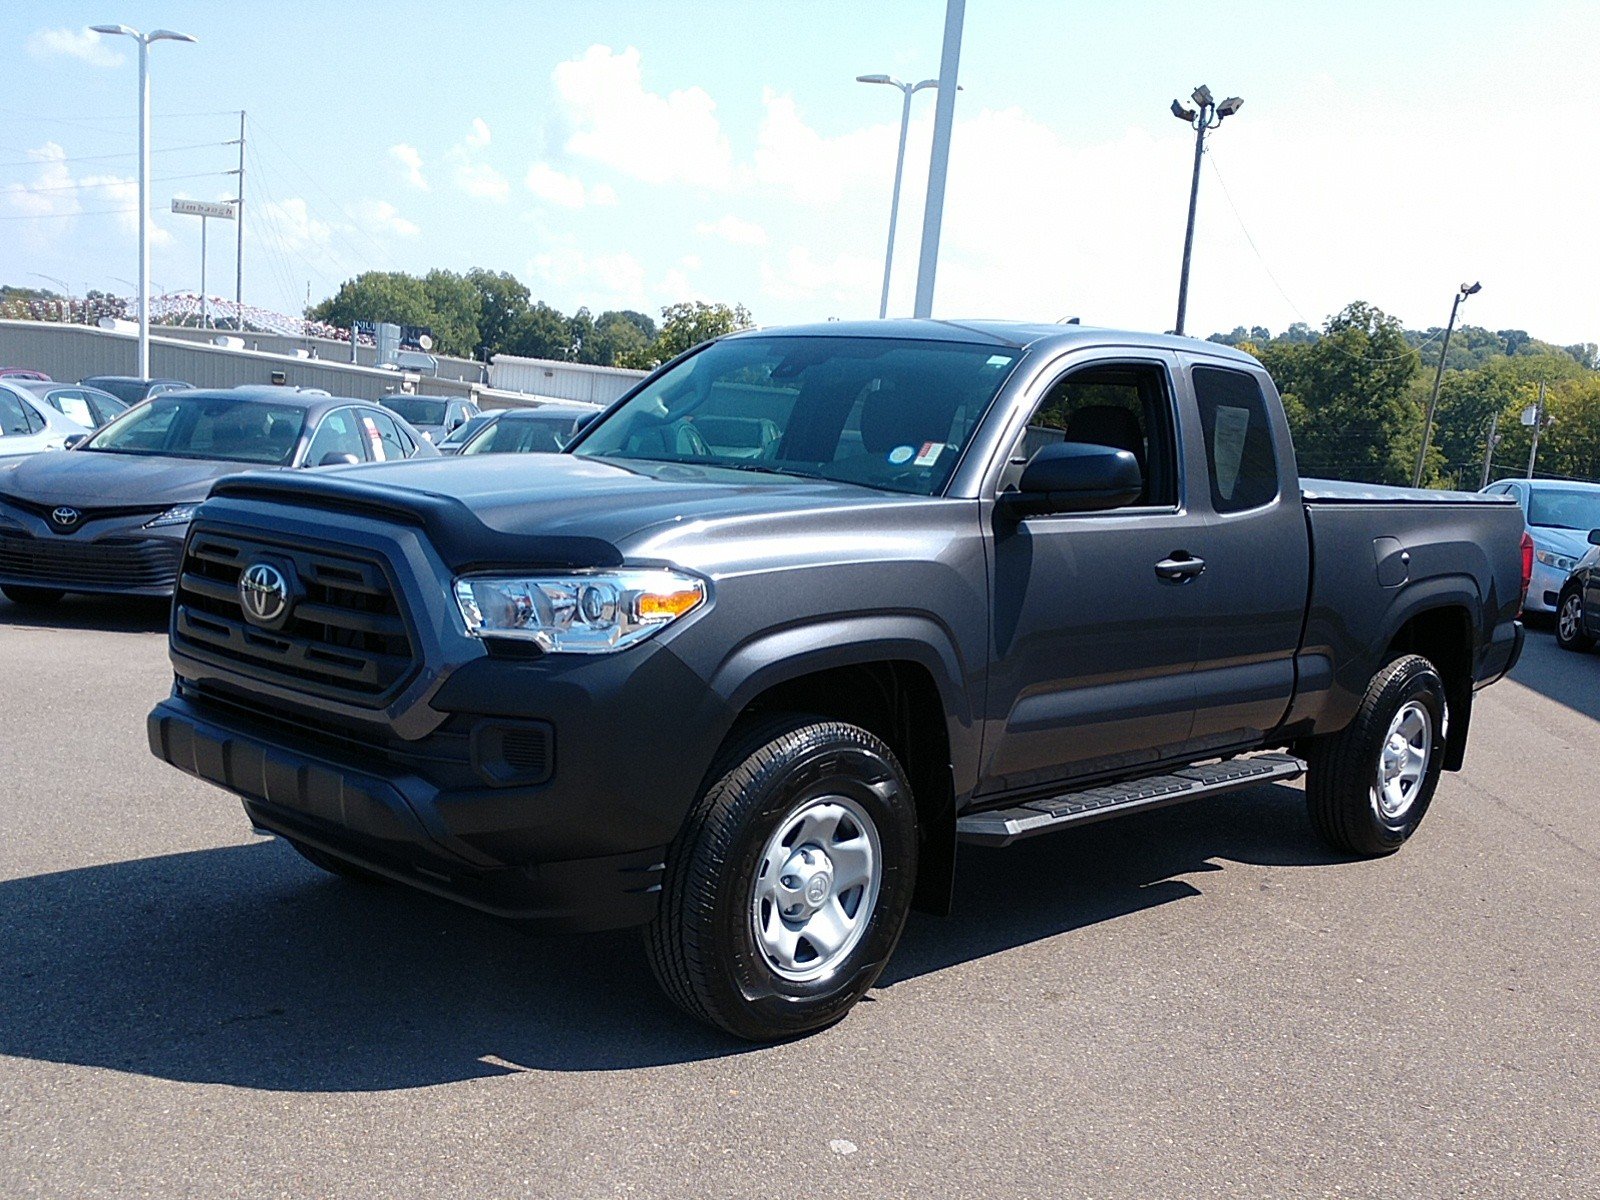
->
[1381,600,1475,770]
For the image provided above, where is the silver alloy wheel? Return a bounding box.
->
[1373,699,1433,822]
[751,794,882,983]
[1559,593,1584,643]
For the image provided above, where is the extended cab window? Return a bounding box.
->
[1001,362,1179,507]
[1192,366,1279,513]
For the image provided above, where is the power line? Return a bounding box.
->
[0,140,230,170]
[0,205,136,222]
[5,169,230,195]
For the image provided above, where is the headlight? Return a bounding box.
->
[143,504,199,529]
[1535,549,1576,572]
[454,568,707,653]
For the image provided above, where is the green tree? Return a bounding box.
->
[419,269,481,357]
[637,300,754,368]
[507,301,574,360]
[307,271,433,331]
[466,269,531,357]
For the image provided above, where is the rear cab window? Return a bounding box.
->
[1192,365,1280,513]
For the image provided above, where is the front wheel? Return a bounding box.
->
[1305,654,1447,856]
[1556,588,1593,652]
[2,585,64,607]
[646,716,918,1041]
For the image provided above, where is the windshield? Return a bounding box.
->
[462,414,581,455]
[85,395,306,465]
[572,335,1020,495]
[1528,487,1600,531]
[380,397,447,426]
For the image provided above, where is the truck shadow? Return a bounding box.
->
[0,594,170,633]
[0,784,1340,1091]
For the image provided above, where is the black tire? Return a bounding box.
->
[1555,587,1593,652]
[1305,654,1447,856]
[646,715,918,1041]
[2,585,64,607]
[286,838,388,885]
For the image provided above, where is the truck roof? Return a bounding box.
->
[733,319,1262,366]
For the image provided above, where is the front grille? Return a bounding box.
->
[0,528,181,589]
[173,529,417,706]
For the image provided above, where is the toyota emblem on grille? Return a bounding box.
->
[50,506,81,528]
[239,562,291,625]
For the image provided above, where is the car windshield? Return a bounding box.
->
[85,395,306,465]
[571,335,1021,495]
[380,397,447,426]
[1527,488,1600,531]
[462,414,583,455]
[439,414,492,447]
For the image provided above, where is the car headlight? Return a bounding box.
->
[453,568,707,653]
[1535,549,1576,573]
[143,504,199,529]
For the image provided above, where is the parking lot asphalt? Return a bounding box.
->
[0,597,1596,1199]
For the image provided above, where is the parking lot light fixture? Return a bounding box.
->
[858,73,949,319]
[88,24,198,378]
[1413,281,1482,487]
[1171,84,1241,336]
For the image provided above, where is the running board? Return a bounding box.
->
[956,752,1306,847]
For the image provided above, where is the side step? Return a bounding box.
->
[956,752,1306,847]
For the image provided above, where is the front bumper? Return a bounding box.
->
[0,518,185,596]
[149,691,670,929]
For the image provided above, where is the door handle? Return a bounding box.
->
[1155,553,1206,583]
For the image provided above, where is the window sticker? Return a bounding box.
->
[914,441,943,467]
[361,415,387,461]
[888,445,914,465]
[1211,405,1250,501]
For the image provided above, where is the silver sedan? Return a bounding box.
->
[0,380,94,459]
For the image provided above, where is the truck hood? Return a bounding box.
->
[0,449,265,508]
[204,453,939,571]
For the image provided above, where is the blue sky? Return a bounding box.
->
[4,1,1597,344]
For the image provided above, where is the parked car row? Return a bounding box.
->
[0,381,599,606]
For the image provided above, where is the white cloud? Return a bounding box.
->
[552,45,733,188]
[27,27,124,68]
[525,162,588,209]
[589,182,619,207]
[696,214,769,247]
[445,120,508,202]
[356,199,420,239]
[528,246,651,311]
[453,160,510,202]
[754,90,896,208]
[388,143,427,190]
[760,247,878,306]
[0,142,162,248]
[257,197,333,256]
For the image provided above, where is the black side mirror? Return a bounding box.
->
[62,434,89,451]
[316,452,361,467]
[998,441,1143,518]
[1587,529,1600,546]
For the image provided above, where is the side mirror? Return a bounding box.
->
[63,433,89,450]
[999,441,1143,517]
[316,452,361,467]
[1587,529,1600,546]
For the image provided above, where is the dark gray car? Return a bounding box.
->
[454,405,596,455]
[0,389,437,604]
[377,394,479,445]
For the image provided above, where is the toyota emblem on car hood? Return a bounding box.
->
[50,506,81,529]
[238,562,291,625]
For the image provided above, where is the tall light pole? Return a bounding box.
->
[1170,85,1242,336]
[90,23,197,379]
[912,0,965,318]
[1412,281,1482,487]
[856,74,945,319]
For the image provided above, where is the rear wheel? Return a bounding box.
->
[2,585,64,607]
[1305,655,1447,856]
[646,715,918,1041]
[1556,588,1593,652]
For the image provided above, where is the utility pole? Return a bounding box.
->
[912,0,965,319]
[1480,410,1500,488]
[1527,379,1549,478]
[1170,86,1243,336]
[199,214,208,328]
[1413,280,1482,487]
[230,110,245,326]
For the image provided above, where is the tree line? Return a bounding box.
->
[303,269,752,370]
[1212,306,1600,487]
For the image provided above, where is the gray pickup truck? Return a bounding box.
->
[147,321,1527,1040]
